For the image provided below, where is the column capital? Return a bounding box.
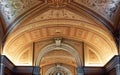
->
[33,66,40,75]
[0,63,5,68]
[76,66,84,75]
[116,64,120,67]
[115,64,120,75]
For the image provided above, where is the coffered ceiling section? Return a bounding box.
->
[3,23,118,66]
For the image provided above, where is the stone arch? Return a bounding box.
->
[35,43,82,66]
[45,65,72,75]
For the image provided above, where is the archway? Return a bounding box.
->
[36,43,81,66]
[45,65,72,75]
[34,43,84,75]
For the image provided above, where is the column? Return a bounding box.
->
[76,66,84,75]
[33,66,40,75]
[117,35,119,54]
[0,63,5,75]
[116,64,120,75]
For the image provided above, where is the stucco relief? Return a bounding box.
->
[48,0,68,8]
[0,0,42,26]
[26,9,96,26]
[74,0,120,21]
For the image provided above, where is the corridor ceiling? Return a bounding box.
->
[0,0,120,67]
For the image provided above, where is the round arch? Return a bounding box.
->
[45,65,72,75]
[35,43,82,66]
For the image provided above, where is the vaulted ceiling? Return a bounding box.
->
[0,0,120,33]
[0,0,120,67]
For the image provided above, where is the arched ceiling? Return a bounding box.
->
[0,0,119,67]
[40,50,76,67]
[2,20,118,66]
[0,0,120,33]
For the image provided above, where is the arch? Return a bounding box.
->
[35,43,82,66]
[3,24,118,66]
[45,66,72,75]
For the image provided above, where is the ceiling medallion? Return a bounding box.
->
[48,0,68,8]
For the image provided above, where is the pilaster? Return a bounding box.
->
[76,66,84,75]
[33,66,40,75]
[0,63,5,75]
[116,64,120,75]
